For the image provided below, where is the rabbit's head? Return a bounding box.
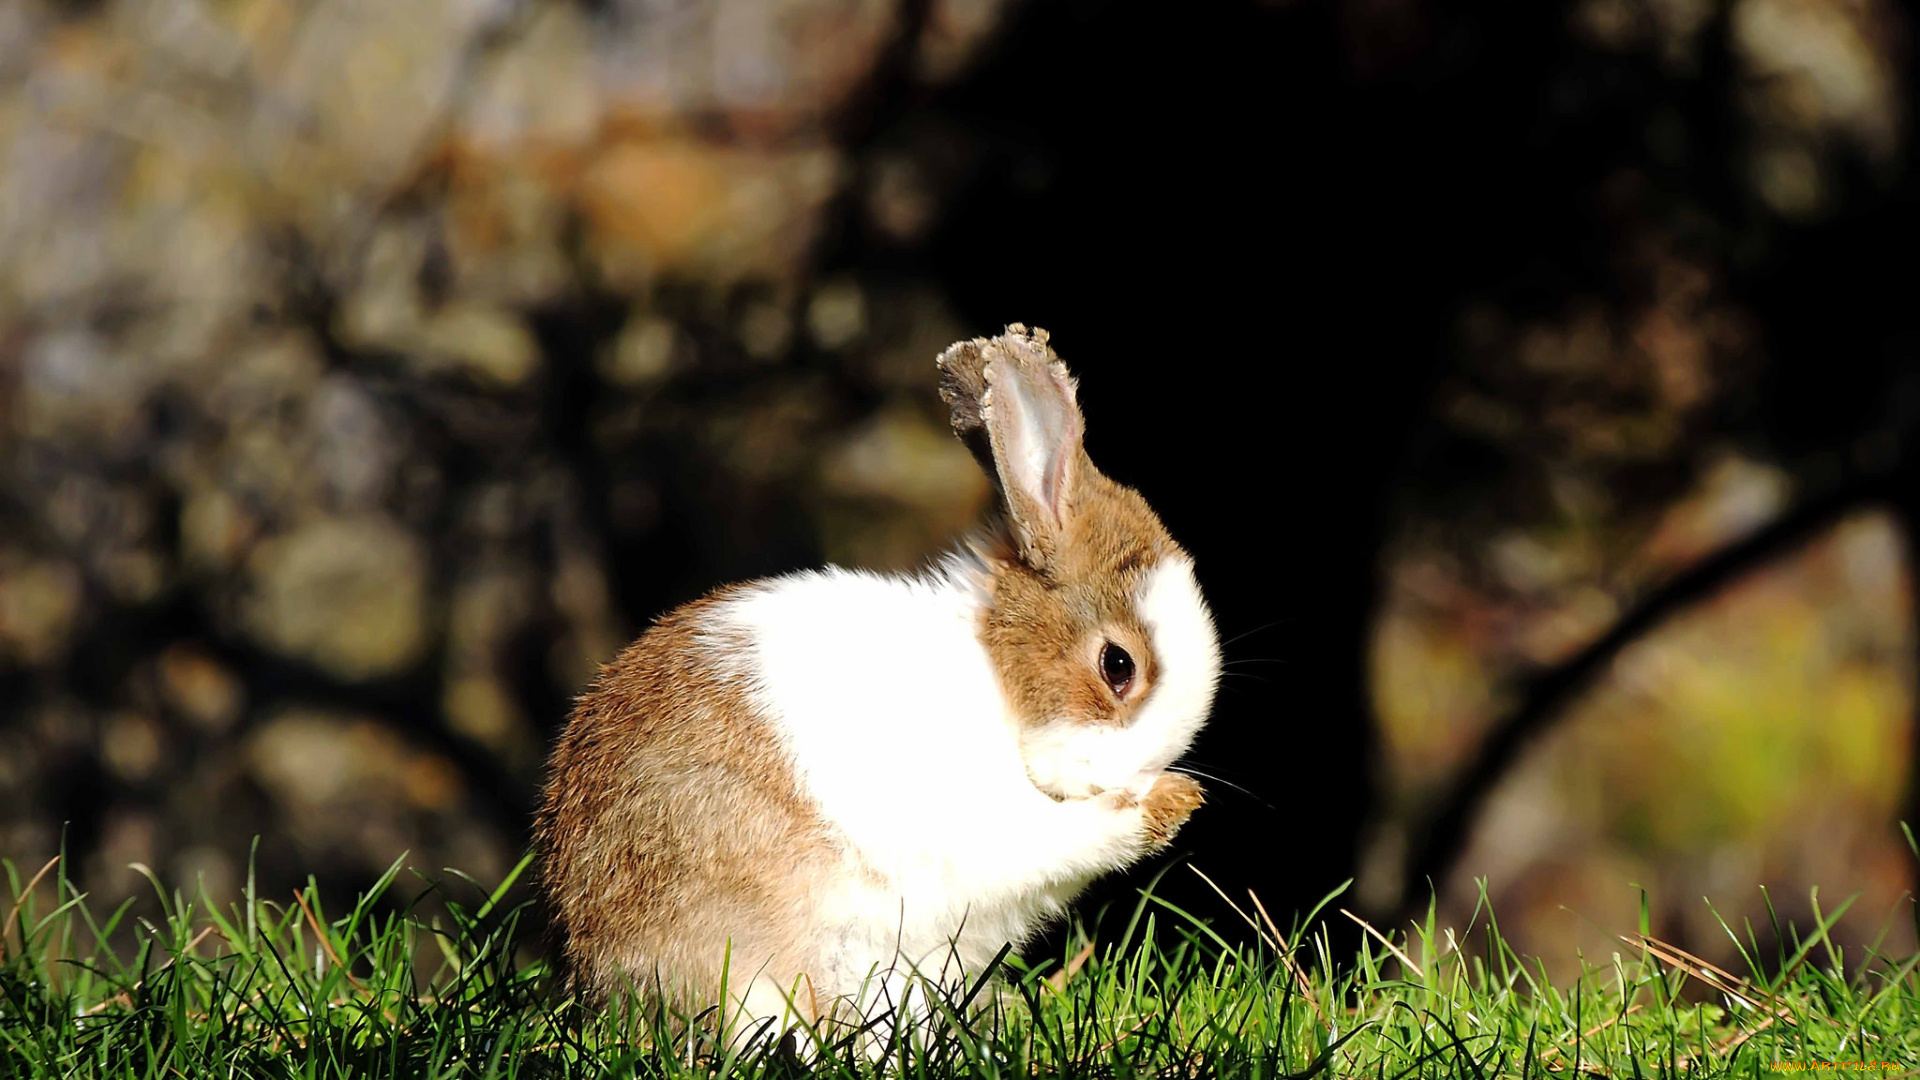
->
[938,326,1221,803]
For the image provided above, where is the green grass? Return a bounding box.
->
[4,842,1920,1079]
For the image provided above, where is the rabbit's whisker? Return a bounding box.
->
[1218,619,1291,650]
[1165,765,1277,813]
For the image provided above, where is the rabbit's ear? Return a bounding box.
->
[938,326,1086,570]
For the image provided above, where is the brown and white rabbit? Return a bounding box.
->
[534,325,1221,1039]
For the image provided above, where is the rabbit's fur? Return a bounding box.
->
[536,325,1220,1037]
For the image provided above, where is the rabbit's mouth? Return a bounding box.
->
[1020,723,1174,802]
[1026,764,1100,802]
[1026,766,1166,804]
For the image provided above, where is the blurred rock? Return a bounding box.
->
[918,0,1022,82]
[242,516,431,680]
[598,312,684,388]
[547,548,624,691]
[444,674,522,751]
[865,153,938,244]
[807,278,868,351]
[738,298,796,360]
[254,0,517,229]
[250,707,463,812]
[336,225,544,387]
[576,140,842,288]
[179,488,261,573]
[246,706,481,873]
[101,711,165,783]
[459,4,602,152]
[169,845,238,908]
[417,303,543,388]
[0,553,83,666]
[16,329,153,455]
[87,809,162,903]
[443,565,539,761]
[307,377,402,509]
[157,644,246,733]
[818,403,986,511]
[816,403,992,569]
[595,0,896,130]
[1733,0,1901,162]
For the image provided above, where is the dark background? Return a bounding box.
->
[1,0,1915,972]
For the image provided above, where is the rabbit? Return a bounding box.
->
[534,324,1221,1044]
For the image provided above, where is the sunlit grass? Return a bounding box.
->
[5,838,1920,1078]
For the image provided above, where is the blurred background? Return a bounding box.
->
[2,0,1917,978]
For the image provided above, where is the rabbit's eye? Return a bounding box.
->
[1099,643,1135,696]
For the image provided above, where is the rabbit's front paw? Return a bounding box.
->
[1140,773,1204,851]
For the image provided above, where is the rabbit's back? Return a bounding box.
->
[535,591,835,1004]
[536,568,1069,1012]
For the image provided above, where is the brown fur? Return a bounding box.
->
[942,325,1188,733]
[1140,773,1206,850]
[533,589,836,1011]
[970,478,1176,730]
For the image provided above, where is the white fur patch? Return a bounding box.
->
[1017,557,1221,800]
[716,561,1180,1013]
